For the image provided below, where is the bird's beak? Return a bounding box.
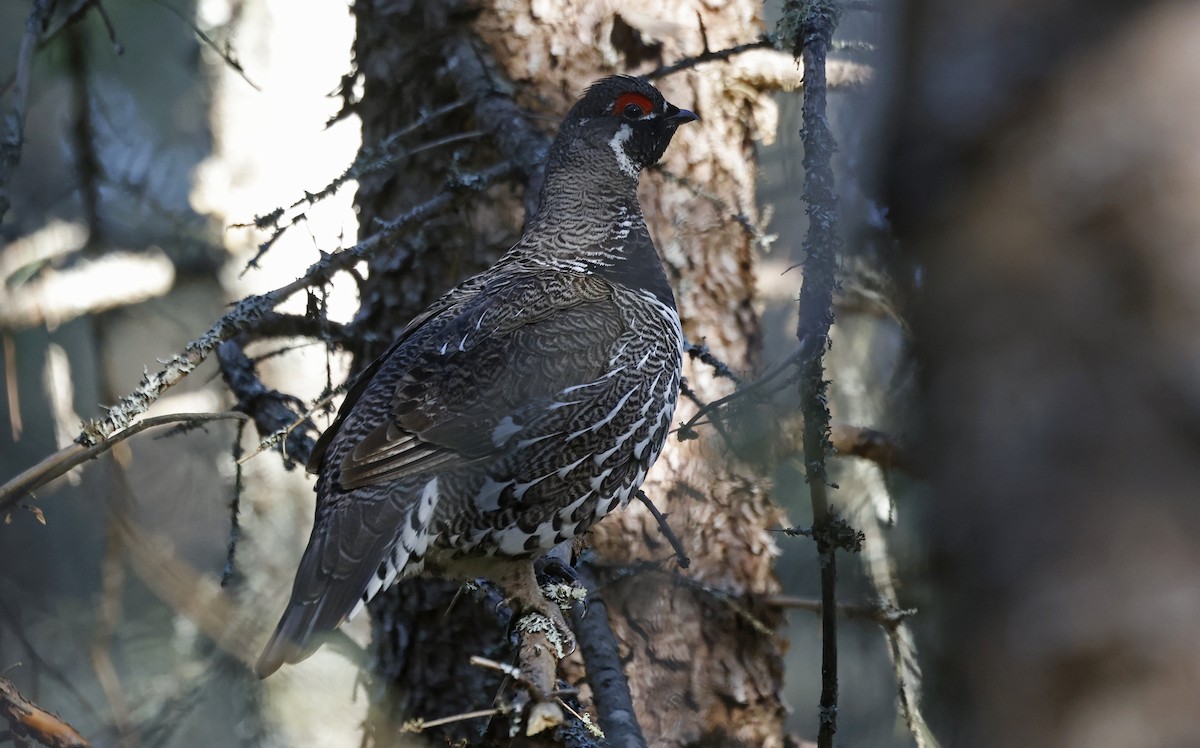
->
[665,106,699,126]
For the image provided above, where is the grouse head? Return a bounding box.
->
[551,75,698,180]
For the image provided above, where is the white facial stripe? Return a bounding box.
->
[609,123,638,178]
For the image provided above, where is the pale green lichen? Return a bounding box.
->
[541,581,587,609]
[516,612,568,659]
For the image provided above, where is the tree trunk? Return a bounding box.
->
[350,1,785,745]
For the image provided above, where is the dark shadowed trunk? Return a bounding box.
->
[890,1,1200,745]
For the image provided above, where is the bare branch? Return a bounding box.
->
[0,0,57,221]
[236,99,472,235]
[684,340,744,387]
[0,412,249,513]
[640,33,871,93]
[0,674,91,748]
[240,124,484,270]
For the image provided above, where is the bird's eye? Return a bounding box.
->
[613,92,654,120]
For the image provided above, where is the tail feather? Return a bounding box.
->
[255,478,440,678]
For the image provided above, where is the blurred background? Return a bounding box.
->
[4,0,1200,746]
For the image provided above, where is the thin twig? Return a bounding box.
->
[221,419,246,587]
[239,127,485,270]
[766,595,915,629]
[90,0,122,54]
[634,490,690,568]
[643,36,775,80]
[0,412,249,513]
[676,338,814,441]
[684,340,744,387]
[144,0,260,91]
[402,708,505,733]
[786,1,846,746]
[0,0,57,221]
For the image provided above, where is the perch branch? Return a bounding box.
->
[572,559,648,748]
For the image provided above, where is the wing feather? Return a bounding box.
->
[259,271,630,677]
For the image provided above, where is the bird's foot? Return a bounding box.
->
[534,555,578,585]
[495,561,580,658]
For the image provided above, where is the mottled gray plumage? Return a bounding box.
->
[256,76,696,677]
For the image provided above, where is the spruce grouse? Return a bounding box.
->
[256,76,696,677]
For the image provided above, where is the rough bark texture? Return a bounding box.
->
[350,1,784,745]
[890,1,1200,745]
